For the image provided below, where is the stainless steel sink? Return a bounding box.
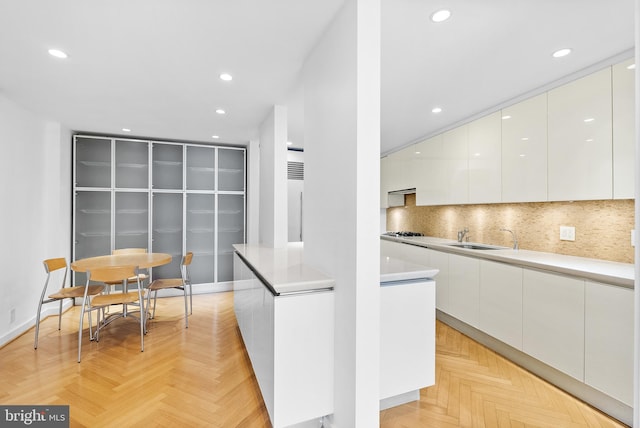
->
[447,243,505,250]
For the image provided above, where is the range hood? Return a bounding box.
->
[388,188,416,195]
[387,188,415,207]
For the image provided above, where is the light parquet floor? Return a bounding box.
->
[0,292,628,428]
[380,321,627,428]
[0,292,269,428]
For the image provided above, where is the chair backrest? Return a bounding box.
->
[42,258,68,291]
[181,252,193,284]
[88,265,138,283]
[112,248,147,255]
[182,252,193,266]
[43,258,67,274]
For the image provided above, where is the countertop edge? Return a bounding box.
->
[233,244,335,295]
[381,235,634,289]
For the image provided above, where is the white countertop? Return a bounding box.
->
[381,235,634,288]
[380,255,439,283]
[234,242,441,294]
[233,242,335,295]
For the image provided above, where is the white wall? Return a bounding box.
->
[258,105,288,248]
[0,94,71,346]
[303,0,381,426]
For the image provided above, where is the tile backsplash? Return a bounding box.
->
[386,194,634,263]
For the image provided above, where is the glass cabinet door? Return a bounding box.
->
[75,137,111,188]
[218,148,245,191]
[186,194,215,284]
[115,192,149,250]
[74,135,246,287]
[152,193,183,280]
[74,191,111,284]
[153,143,183,190]
[186,146,215,191]
[115,140,149,189]
[217,194,245,282]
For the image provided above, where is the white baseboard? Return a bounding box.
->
[380,390,420,410]
[0,301,73,348]
[151,281,233,298]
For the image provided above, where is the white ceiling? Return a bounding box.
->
[0,1,634,155]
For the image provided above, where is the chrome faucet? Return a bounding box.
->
[457,227,469,242]
[500,228,519,250]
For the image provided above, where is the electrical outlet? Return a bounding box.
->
[10,308,15,324]
[560,226,575,241]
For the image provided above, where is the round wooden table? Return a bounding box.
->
[71,253,172,272]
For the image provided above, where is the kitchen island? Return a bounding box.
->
[233,242,438,428]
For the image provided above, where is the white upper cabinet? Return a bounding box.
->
[415,122,480,206]
[501,94,548,202]
[548,67,613,201]
[382,59,633,207]
[415,134,443,205]
[612,59,635,199]
[468,112,502,203]
[385,146,417,193]
[380,156,391,208]
[442,125,469,205]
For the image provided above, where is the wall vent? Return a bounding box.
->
[288,161,304,180]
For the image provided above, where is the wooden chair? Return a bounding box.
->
[35,258,104,349]
[108,248,149,286]
[78,265,145,362]
[146,252,193,328]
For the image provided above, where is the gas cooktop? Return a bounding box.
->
[383,231,424,237]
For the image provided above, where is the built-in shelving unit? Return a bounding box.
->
[73,135,246,288]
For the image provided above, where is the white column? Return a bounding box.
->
[258,105,288,248]
[633,1,640,425]
[247,139,260,245]
[303,0,381,426]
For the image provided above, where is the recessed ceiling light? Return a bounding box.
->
[431,9,451,23]
[552,48,572,58]
[431,107,442,113]
[287,141,293,146]
[216,109,226,115]
[48,49,68,59]
[584,117,595,123]
[521,137,529,141]
[586,138,594,142]
[627,64,636,70]
[211,135,219,139]
[220,73,233,81]
[122,128,131,132]
[415,151,421,155]
[502,115,512,120]
[519,154,526,157]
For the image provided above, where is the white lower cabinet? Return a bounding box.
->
[233,254,334,428]
[448,254,480,327]
[381,238,634,424]
[402,243,431,266]
[479,261,523,349]
[380,239,406,260]
[430,250,450,313]
[380,279,436,401]
[584,281,634,405]
[523,269,585,381]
